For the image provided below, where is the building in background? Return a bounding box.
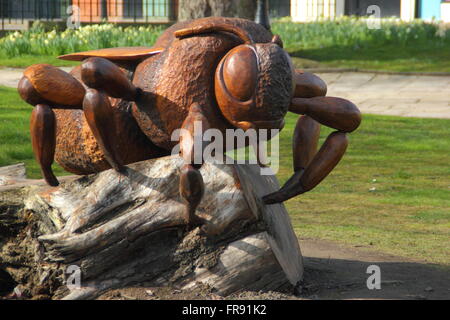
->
[0,0,66,20]
[0,0,178,30]
[291,0,450,22]
[71,0,176,23]
[442,1,450,22]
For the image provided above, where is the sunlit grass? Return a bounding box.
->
[279,112,450,265]
[274,17,450,72]
[0,86,66,178]
[0,55,78,68]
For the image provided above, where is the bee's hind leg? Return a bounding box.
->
[30,104,59,186]
[18,65,86,187]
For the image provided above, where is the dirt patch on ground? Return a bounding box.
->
[97,238,450,300]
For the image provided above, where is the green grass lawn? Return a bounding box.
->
[289,44,450,72]
[0,86,67,178]
[0,85,449,265]
[279,113,450,265]
[272,18,450,72]
[0,55,78,68]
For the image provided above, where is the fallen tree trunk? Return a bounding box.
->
[0,156,303,300]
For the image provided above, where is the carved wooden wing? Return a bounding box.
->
[58,46,164,61]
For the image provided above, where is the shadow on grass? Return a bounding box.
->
[227,254,450,300]
[300,256,450,300]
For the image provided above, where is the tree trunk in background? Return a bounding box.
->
[178,0,257,21]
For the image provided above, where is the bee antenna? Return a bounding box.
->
[174,23,254,44]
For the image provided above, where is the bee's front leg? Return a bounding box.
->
[179,103,210,229]
[263,71,361,204]
[81,57,140,172]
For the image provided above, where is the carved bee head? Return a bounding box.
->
[175,25,294,131]
[215,38,294,131]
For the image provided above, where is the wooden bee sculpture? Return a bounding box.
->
[18,17,361,228]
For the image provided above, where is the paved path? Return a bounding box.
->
[0,67,72,88]
[0,67,28,88]
[1,67,449,119]
[318,72,450,119]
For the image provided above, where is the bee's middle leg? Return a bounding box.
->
[82,89,125,172]
[81,57,140,172]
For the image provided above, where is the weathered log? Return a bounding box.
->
[0,156,303,300]
[0,163,27,186]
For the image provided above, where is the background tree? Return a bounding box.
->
[177,0,257,21]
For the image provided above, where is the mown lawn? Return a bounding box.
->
[0,55,78,68]
[272,18,450,72]
[0,85,449,265]
[280,113,450,265]
[0,86,67,177]
[289,44,450,72]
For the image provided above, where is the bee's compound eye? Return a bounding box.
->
[222,45,258,102]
